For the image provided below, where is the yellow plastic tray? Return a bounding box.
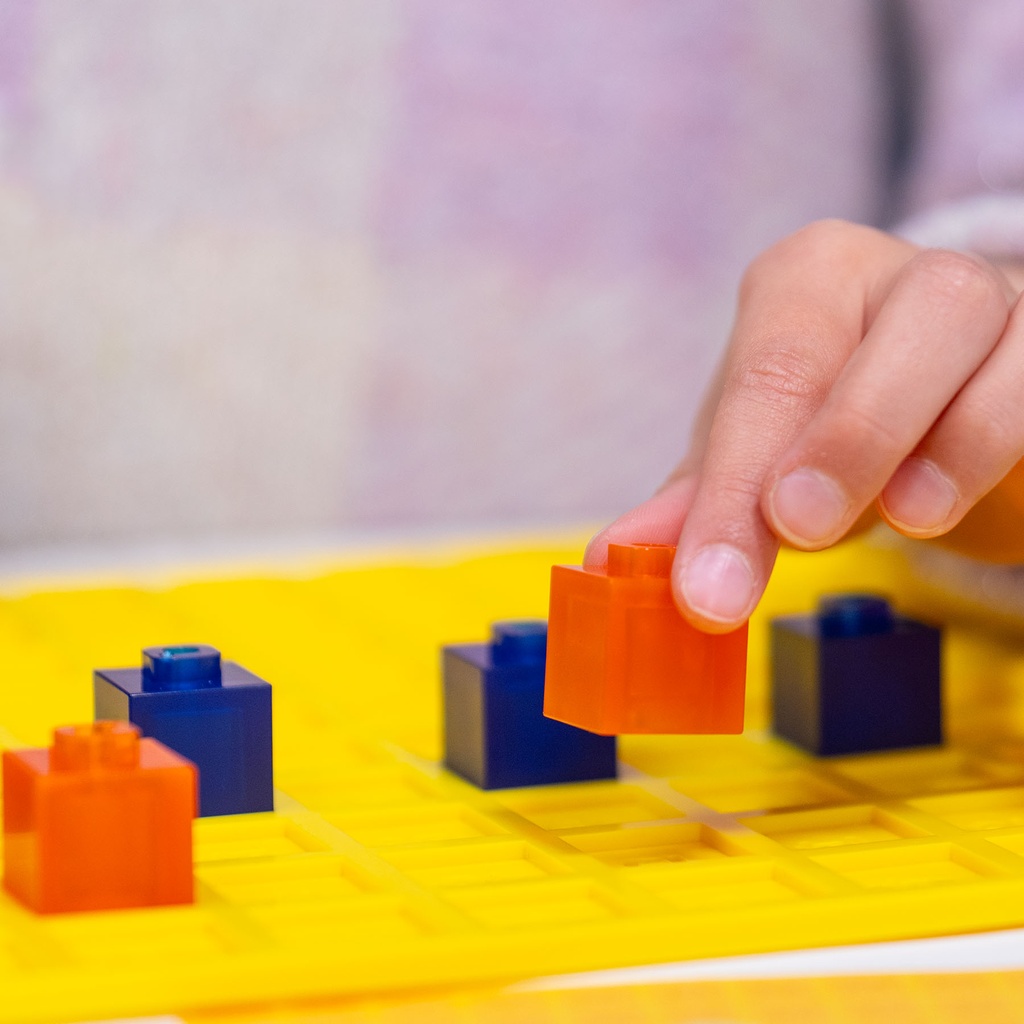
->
[1,536,1024,1023]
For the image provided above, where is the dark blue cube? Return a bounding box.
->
[443,620,617,790]
[771,595,942,757]
[94,645,273,816]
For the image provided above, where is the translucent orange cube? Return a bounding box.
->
[3,721,197,914]
[544,543,748,734]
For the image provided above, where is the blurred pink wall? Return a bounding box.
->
[0,2,886,543]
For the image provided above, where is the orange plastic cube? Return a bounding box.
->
[3,721,196,914]
[543,543,748,734]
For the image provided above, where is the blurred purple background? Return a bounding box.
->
[0,1,1013,545]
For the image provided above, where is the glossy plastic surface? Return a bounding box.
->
[2,721,195,914]
[544,543,748,734]
[0,538,1022,1023]
[772,594,943,756]
[95,646,273,816]
[444,620,617,789]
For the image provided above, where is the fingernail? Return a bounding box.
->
[679,543,755,623]
[769,468,849,545]
[881,457,958,532]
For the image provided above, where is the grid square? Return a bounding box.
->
[495,782,682,830]
[742,806,929,849]
[562,823,753,866]
[675,770,855,814]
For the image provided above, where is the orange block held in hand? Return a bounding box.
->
[3,721,196,914]
[544,543,747,734]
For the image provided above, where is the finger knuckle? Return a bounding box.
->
[742,220,846,280]
[695,474,767,541]
[731,346,829,410]
[712,473,764,505]
[958,397,1020,462]
[740,219,883,300]
[781,219,883,264]
[834,401,905,452]
[792,218,859,251]
[911,249,1006,312]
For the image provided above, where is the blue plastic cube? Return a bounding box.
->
[443,620,617,789]
[771,595,942,757]
[94,645,273,816]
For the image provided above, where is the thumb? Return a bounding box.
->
[584,474,698,568]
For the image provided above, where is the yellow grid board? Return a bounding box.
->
[2,536,1024,1023]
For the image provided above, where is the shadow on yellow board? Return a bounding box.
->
[0,534,1022,1023]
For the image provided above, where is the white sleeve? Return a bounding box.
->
[896,193,1024,261]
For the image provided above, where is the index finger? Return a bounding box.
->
[672,222,913,631]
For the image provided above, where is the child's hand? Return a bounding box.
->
[586,219,1024,633]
